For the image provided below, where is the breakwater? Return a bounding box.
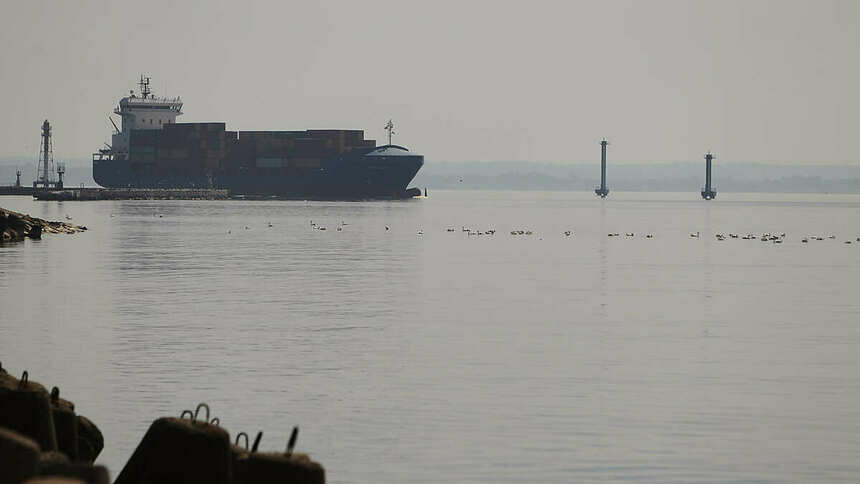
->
[0,186,36,196]
[0,207,86,242]
[33,188,229,201]
[0,364,107,483]
[0,363,325,483]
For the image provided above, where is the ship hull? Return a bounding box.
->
[94,151,423,199]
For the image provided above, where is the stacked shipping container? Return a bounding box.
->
[127,124,377,179]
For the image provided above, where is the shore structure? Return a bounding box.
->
[33,187,229,201]
[0,121,65,196]
[595,139,609,198]
[701,151,717,200]
[34,120,66,190]
[1,363,325,483]
[0,185,36,196]
[1,363,107,482]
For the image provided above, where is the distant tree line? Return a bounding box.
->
[3,158,860,193]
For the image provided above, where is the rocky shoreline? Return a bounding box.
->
[0,207,87,242]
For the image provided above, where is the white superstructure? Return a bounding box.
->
[110,76,182,153]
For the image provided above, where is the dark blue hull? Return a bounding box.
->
[94,150,423,199]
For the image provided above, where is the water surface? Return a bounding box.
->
[1,191,859,483]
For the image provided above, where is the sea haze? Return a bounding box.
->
[1,191,859,483]
[4,159,860,194]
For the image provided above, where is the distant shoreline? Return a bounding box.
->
[4,160,860,194]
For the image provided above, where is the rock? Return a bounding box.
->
[37,463,110,484]
[50,388,79,461]
[0,371,58,452]
[0,369,50,395]
[1,367,103,465]
[0,363,17,389]
[75,416,104,464]
[0,426,41,484]
[235,427,324,484]
[27,223,42,239]
[0,207,86,242]
[236,452,325,484]
[39,451,71,468]
[231,431,262,484]
[0,365,327,484]
[114,411,232,484]
[23,478,85,484]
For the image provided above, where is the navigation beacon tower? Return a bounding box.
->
[595,138,609,198]
[701,151,716,200]
[34,119,63,189]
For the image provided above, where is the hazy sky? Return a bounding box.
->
[1,0,858,164]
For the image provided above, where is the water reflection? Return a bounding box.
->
[1,192,860,482]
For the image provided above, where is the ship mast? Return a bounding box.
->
[139,75,152,99]
[384,119,395,146]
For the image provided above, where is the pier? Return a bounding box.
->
[32,188,229,201]
[0,186,36,196]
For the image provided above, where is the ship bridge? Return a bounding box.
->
[116,95,183,113]
[366,145,417,156]
[111,76,182,153]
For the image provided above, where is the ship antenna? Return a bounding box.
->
[384,119,395,146]
[139,75,152,99]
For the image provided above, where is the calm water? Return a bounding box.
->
[2,191,860,483]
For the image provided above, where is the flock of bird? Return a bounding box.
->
[308,220,350,232]
[305,221,859,244]
[49,212,857,247]
[692,231,859,244]
[607,232,654,238]
[207,219,860,244]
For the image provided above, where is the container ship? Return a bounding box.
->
[93,77,423,199]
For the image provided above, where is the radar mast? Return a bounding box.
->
[139,75,152,99]
[384,119,395,146]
